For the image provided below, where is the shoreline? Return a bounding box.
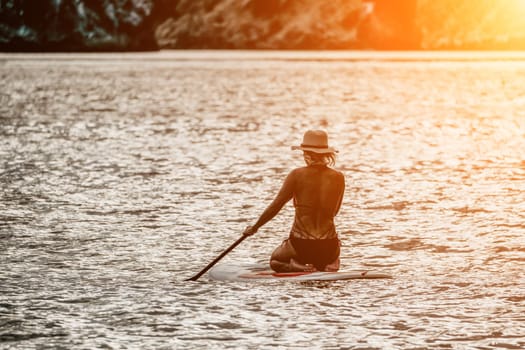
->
[3,50,525,62]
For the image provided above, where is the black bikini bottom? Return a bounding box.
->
[289,237,340,271]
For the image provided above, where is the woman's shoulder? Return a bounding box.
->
[330,168,345,181]
[292,166,343,177]
[325,166,344,176]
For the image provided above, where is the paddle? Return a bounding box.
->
[186,233,249,281]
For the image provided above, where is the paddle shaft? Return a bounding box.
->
[186,234,249,281]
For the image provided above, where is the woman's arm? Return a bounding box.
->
[243,171,295,236]
[334,172,345,216]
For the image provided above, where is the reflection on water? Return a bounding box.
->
[1,51,524,349]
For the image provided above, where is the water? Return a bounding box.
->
[1,51,524,349]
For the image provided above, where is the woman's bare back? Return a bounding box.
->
[290,165,345,239]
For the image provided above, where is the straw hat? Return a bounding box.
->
[291,130,338,154]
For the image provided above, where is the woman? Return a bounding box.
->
[243,130,345,272]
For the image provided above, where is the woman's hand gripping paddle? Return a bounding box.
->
[185,228,255,281]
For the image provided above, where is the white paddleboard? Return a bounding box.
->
[209,263,392,281]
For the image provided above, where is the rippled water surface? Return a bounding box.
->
[1,51,525,349]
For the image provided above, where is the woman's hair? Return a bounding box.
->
[304,151,336,167]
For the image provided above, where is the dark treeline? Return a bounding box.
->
[2,0,523,52]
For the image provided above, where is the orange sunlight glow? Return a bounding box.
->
[417,0,525,49]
